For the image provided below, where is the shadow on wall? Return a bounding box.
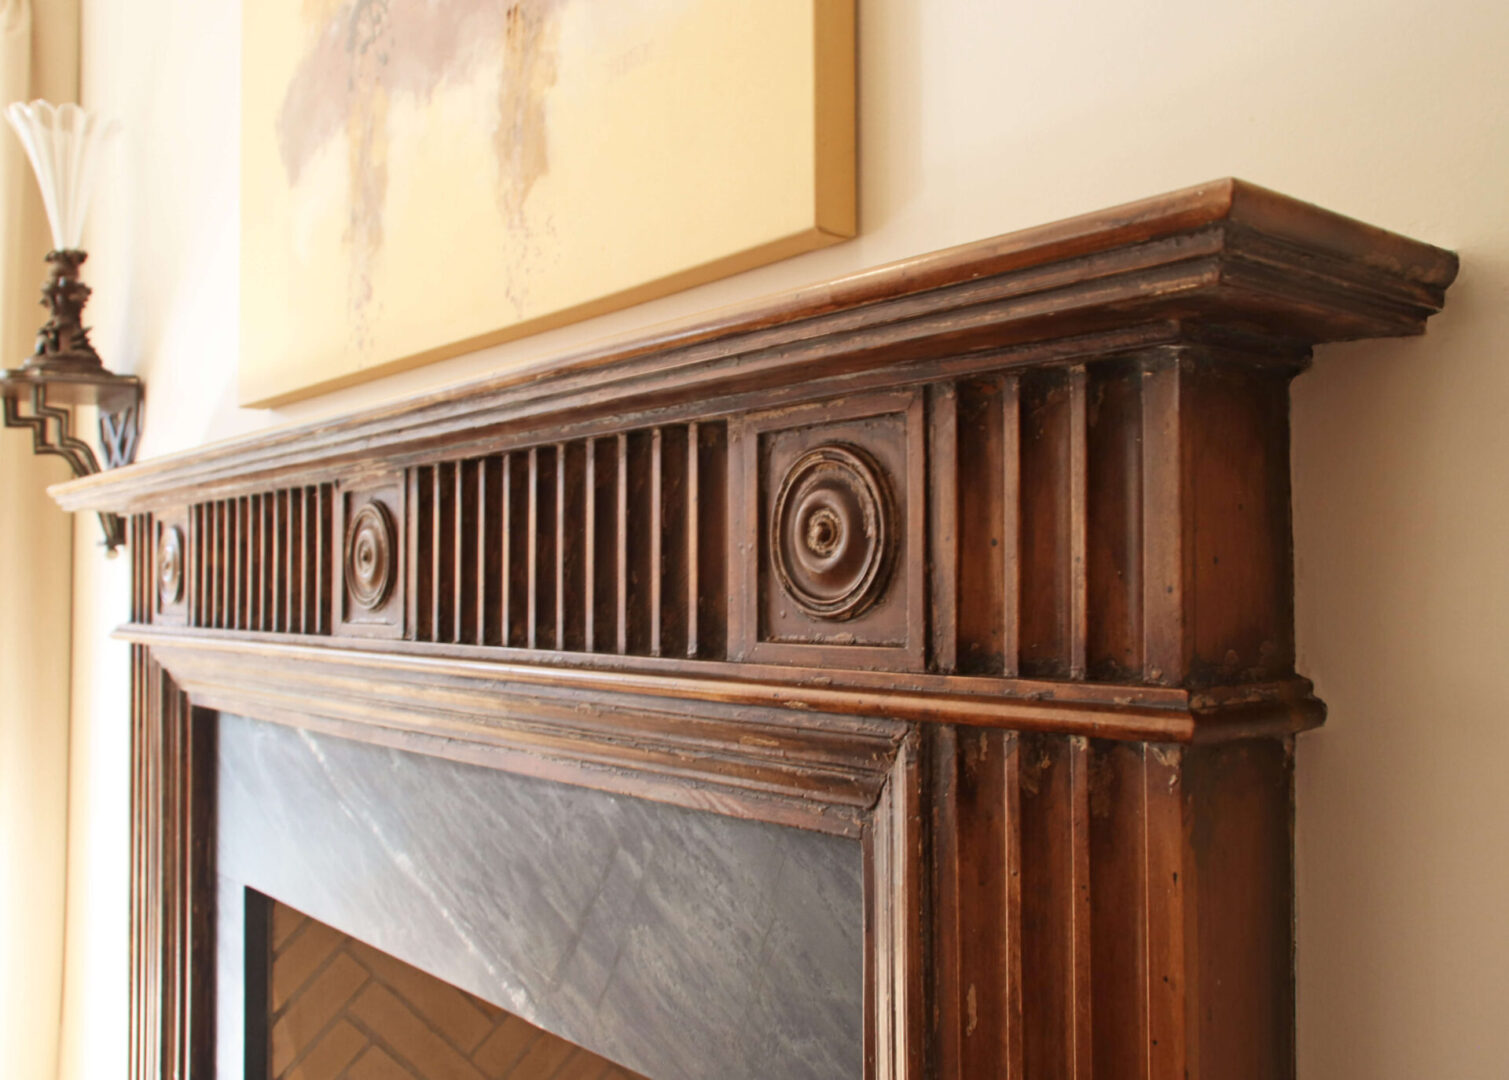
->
[1293,243,1509,1080]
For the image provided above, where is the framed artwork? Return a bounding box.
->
[240,0,856,406]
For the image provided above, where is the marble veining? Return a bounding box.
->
[216,713,864,1080]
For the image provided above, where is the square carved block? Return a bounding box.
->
[152,509,190,627]
[335,477,406,639]
[730,389,925,670]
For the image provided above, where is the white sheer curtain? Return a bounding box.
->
[0,3,79,1080]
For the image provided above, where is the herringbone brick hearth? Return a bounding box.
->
[269,901,645,1080]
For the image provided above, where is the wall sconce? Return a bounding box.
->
[0,100,139,553]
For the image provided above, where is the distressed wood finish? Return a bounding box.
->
[84,181,1457,1080]
[129,635,214,1079]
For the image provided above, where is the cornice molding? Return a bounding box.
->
[54,178,1455,515]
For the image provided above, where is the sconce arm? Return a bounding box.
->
[3,384,129,551]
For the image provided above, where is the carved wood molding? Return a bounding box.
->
[56,178,1454,513]
[98,181,1455,1080]
[119,623,1324,745]
[133,629,912,838]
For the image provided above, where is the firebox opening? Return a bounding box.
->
[254,895,645,1080]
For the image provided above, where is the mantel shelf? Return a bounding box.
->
[54,178,1455,516]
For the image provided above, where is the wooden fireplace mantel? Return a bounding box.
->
[59,179,1456,1080]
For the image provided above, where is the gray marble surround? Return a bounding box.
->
[215,713,864,1080]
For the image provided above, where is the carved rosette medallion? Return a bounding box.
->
[157,525,183,607]
[771,444,895,621]
[344,502,396,612]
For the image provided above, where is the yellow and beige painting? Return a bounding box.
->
[241,0,854,406]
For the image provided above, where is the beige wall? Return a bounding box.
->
[0,455,72,1080]
[69,0,1509,1076]
[0,6,78,1080]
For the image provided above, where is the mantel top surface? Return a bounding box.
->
[54,178,1456,514]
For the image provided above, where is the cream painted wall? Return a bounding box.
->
[69,1,1509,1077]
[0,6,79,1080]
[0,452,72,1080]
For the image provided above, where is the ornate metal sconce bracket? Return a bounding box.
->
[2,382,133,550]
[0,249,142,553]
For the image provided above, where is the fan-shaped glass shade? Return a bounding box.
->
[5,100,116,251]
